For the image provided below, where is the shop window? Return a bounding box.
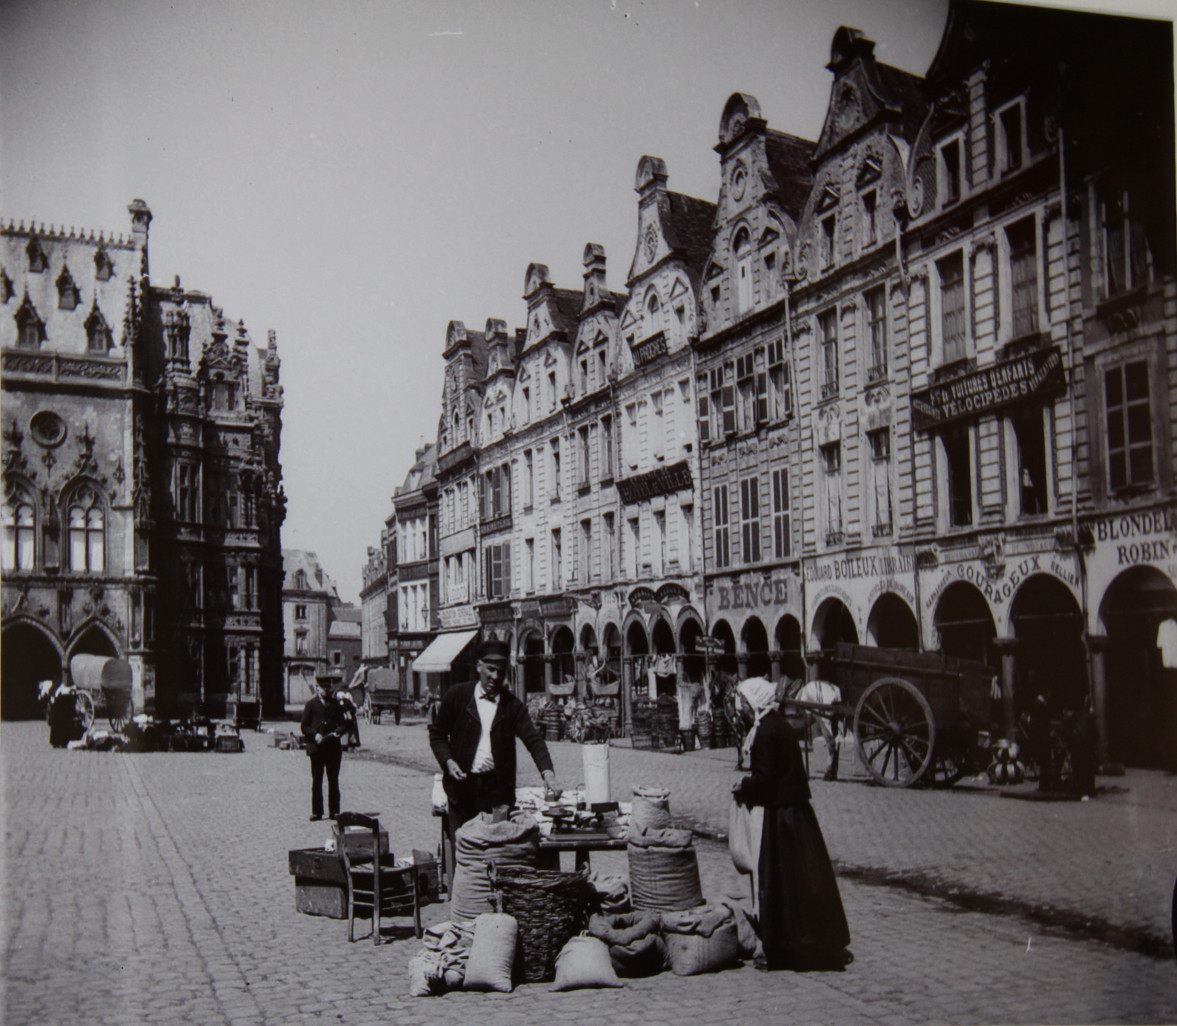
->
[1104,359,1154,491]
[739,476,761,564]
[713,486,731,569]
[865,286,887,380]
[819,309,839,398]
[2,495,35,571]
[820,442,843,545]
[868,428,894,537]
[1007,218,1039,338]
[938,251,968,364]
[772,468,790,559]
[942,427,974,527]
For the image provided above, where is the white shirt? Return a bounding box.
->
[470,689,498,772]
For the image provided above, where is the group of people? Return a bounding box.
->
[301,640,851,974]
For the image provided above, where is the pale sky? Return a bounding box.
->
[2,0,1171,601]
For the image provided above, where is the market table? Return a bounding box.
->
[538,831,627,872]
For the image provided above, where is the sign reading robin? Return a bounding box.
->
[911,346,1065,431]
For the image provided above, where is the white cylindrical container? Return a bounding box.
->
[582,741,611,805]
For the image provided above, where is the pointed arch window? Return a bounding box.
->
[86,304,113,353]
[2,493,36,570]
[67,485,105,573]
[15,296,44,349]
[57,265,80,310]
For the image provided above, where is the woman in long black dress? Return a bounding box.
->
[732,677,851,971]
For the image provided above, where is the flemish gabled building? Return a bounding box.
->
[2,201,285,720]
[694,101,816,685]
[393,442,438,703]
[614,158,714,713]
[359,540,388,670]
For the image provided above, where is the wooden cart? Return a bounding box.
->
[69,654,134,732]
[786,642,996,788]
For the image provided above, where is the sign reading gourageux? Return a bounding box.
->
[911,345,1064,431]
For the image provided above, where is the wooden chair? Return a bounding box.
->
[333,813,422,944]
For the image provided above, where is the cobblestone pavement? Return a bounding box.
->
[3,719,1176,1026]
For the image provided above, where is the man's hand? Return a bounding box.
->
[541,769,562,800]
[314,733,323,744]
[446,758,466,781]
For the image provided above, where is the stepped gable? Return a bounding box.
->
[764,130,817,222]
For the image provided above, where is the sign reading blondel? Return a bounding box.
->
[911,346,1064,431]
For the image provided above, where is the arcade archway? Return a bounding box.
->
[520,631,546,694]
[2,622,63,719]
[867,593,920,650]
[1099,566,1177,769]
[774,615,805,680]
[742,616,771,678]
[1010,574,1085,720]
[811,598,859,679]
[934,581,996,668]
[550,625,575,687]
[678,615,706,684]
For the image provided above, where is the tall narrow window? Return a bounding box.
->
[739,477,761,564]
[999,102,1024,173]
[525,538,535,593]
[1104,359,1154,490]
[579,357,589,393]
[548,370,557,410]
[868,428,894,537]
[603,512,616,580]
[626,517,641,578]
[600,415,614,478]
[819,309,839,398]
[736,352,756,433]
[550,438,561,499]
[523,450,534,507]
[734,228,752,312]
[551,528,562,589]
[580,519,592,582]
[943,427,973,527]
[625,404,639,469]
[697,374,711,445]
[577,425,591,486]
[939,252,967,363]
[768,339,791,419]
[1012,409,1048,515]
[821,214,836,269]
[865,286,887,379]
[862,190,878,247]
[713,485,731,569]
[653,510,666,576]
[771,468,790,559]
[754,349,769,426]
[1102,189,1153,297]
[681,504,695,572]
[651,392,665,459]
[940,137,962,205]
[820,443,843,544]
[1007,218,1038,338]
[3,497,35,570]
[67,487,105,572]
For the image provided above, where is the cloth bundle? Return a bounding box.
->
[660,904,741,976]
[588,910,668,976]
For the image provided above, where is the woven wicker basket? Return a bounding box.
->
[488,864,597,982]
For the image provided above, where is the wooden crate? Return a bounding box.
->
[289,847,347,919]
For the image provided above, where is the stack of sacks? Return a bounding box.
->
[449,813,539,928]
[626,825,703,912]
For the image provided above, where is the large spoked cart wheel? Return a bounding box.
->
[853,677,936,787]
[73,689,96,730]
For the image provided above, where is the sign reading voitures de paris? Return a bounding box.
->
[911,346,1064,431]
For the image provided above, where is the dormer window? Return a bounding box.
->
[94,247,114,281]
[997,100,1025,174]
[548,370,557,411]
[645,290,661,332]
[56,265,80,310]
[26,238,47,273]
[862,190,878,248]
[821,215,836,270]
[579,357,589,393]
[939,136,964,206]
[14,296,44,349]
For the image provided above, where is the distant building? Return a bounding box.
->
[2,200,286,720]
[390,444,438,703]
[359,540,389,669]
[281,549,349,706]
[327,606,362,681]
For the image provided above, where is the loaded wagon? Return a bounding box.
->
[363,668,402,725]
[784,642,996,788]
[68,654,134,732]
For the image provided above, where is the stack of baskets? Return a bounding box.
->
[488,865,598,983]
[694,708,713,748]
[652,695,679,750]
[541,703,563,742]
[629,699,652,749]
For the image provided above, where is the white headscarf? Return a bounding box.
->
[737,677,778,764]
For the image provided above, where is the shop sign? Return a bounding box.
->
[695,636,726,653]
[539,594,574,618]
[1092,507,1177,567]
[480,602,514,624]
[631,332,668,367]
[439,606,477,629]
[617,460,692,504]
[921,554,1050,612]
[804,549,914,583]
[713,574,790,611]
[911,346,1064,431]
[628,583,692,609]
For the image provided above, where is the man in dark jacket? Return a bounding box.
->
[428,638,562,842]
[302,675,345,821]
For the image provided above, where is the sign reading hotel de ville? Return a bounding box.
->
[911,346,1065,431]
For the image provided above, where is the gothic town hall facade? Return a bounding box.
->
[1,200,286,720]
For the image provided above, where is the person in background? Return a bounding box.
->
[428,638,562,848]
[732,676,851,972]
[302,675,345,821]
